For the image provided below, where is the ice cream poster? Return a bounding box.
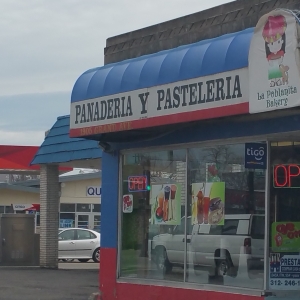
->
[192,182,225,225]
[272,222,300,252]
[150,184,181,225]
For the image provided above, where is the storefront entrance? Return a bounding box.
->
[76,213,101,231]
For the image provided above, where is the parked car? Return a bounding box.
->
[152,214,264,277]
[58,228,100,263]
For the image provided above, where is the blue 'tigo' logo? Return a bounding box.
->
[245,143,267,169]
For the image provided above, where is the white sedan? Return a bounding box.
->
[58,228,100,263]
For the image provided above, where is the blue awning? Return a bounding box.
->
[71,28,254,103]
[31,115,102,166]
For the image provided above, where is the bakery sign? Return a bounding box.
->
[70,68,248,137]
[249,9,300,114]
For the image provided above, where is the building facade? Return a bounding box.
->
[0,172,101,231]
[69,1,300,300]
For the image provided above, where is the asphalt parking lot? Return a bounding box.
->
[0,262,99,300]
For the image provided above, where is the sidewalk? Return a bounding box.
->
[0,266,98,300]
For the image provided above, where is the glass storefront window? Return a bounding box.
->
[5,206,14,213]
[92,204,101,212]
[60,203,75,212]
[0,206,5,213]
[187,144,265,289]
[119,143,266,290]
[76,203,91,212]
[77,214,89,228]
[269,142,300,291]
[60,213,75,228]
[93,215,101,232]
[120,149,186,281]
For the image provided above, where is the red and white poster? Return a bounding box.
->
[249,10,300,113]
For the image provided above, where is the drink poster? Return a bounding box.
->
[191,182,225,225]
[269,253,300,290]
[150,184,181,225]
[272,222,300,252]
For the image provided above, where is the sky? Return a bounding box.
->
[0,0,231,146]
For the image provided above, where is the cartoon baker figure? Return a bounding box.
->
[262,15,289,86]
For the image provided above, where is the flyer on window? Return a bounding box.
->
[150,184,181,225]
[271,222,300,252]
[269,252,300,290]
[191,182,225,226]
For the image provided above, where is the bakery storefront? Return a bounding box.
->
[70,9,300,300]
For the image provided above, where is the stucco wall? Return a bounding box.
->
[0,189,39,206]
[0,178,101,206]
[60,178,101,204]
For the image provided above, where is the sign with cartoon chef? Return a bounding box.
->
[249,10,300,113]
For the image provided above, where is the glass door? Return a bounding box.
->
[92,214,101,232]
[76,214,90,229]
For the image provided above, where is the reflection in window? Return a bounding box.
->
[187,143,265,289]
[60,203,75,212]
[93,204,101,212]
[269,142,300,291]
[76,204,91,212]
[5,206,14,213]
[120,150,186,282]
[119,143,266,290]
[60,213,75,228]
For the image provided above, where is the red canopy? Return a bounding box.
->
[0,145,72,174]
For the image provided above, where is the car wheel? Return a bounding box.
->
[78,259,90,262]
[156,247,172,274]
[92,247,100,263]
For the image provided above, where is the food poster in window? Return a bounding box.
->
[150,184,181,225]
[191,182,225,225]
[269,252,300,290]
[271,221,300,252]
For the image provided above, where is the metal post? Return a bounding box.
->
[183,149,189,283]
[264,141,271,291]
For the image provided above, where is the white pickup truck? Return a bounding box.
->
[152,214,264,277]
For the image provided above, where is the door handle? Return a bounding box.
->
[182,238,191,243]
[69,242,75,244]
[90,241,95,243]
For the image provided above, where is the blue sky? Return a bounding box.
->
[0,0,231,145]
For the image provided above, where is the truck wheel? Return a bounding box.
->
[216,254,233,276]
[156,247,172,274]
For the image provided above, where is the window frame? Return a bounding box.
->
[117,138,270,294]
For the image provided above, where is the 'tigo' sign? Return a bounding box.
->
[245,143,267,169]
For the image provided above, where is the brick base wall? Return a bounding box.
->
[39,164,60,268]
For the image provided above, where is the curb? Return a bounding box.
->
[88,292,101,300]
